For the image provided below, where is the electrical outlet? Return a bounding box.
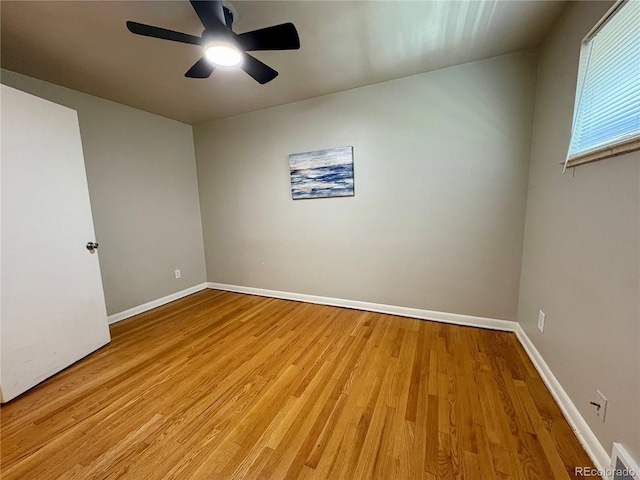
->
[538,310,546,332]
[590,390,608,423]
[175,269,181,279]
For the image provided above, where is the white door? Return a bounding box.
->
[1,85,111,402]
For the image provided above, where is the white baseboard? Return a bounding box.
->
[206,282,516,331]
[208,282,609,475]
[107,283,208,325]
[515,325,609,474]
[109,281,608,475]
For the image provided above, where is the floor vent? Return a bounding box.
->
[610,443,640,480]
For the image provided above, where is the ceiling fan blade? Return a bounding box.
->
[189,0,226,31]
[185,57,215,78]
[236,23,300,51]
[241,53,278,84]
[126,21,202,45]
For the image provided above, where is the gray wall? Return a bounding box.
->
[1,70,207,316]
[194,51,538,321]
[517,1,640,462]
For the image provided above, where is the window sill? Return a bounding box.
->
[564,136,640,169]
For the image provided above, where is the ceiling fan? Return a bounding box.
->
[126,0,300,84]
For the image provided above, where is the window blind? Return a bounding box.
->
[566,0,640,166]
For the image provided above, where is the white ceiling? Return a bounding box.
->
[1,1,566,125]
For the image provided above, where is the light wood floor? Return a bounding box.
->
[1,290,594,479]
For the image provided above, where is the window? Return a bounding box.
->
[565,0,640,170]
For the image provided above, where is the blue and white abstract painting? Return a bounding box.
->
[289,146,354,200]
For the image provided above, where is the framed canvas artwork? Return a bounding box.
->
[289,146,354,200]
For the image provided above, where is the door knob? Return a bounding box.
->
[86,242,99,251]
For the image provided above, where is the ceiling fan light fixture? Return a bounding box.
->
[204,42,243,67]
[126,0,299,83]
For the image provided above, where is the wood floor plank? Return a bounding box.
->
[1,290,596,479]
